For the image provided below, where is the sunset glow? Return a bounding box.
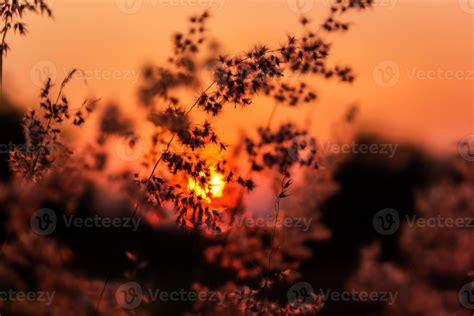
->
[0,1,471,314]
[188,167,226,202]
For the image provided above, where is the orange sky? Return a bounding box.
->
[3,0,473,154]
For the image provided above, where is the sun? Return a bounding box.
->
[188,167,226,202]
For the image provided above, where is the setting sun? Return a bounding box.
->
[1,1,471,315]
[188,167,226,202]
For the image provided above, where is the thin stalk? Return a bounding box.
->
[0,14,10,92]
[30,85,66,176]
[266,102,279,129]
[264,174,287,288]
[219,100,280,264]
[96,80,217,312]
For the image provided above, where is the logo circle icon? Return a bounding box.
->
[458,135,474,162]
[201,60,218,82]
[287,281,315,305]
[45,0,55,9]
[458,0,474,14]
[459,282,474,309]
[116,282,143,309]
[287,139,316,163]
[373,61,400,88]
[115,135,143,162]
[373,208,400,235]
[116,0,143,14]
[287,0,315,14]
[30,208,57,236]
[287,141,304,162]
[30,61,57,88]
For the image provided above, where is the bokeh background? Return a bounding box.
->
[3,0,473,154]
[0,1,473,315]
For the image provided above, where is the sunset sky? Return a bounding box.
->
[0,4,473,315]
[3,0,473,154]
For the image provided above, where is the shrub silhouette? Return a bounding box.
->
[0,0,53,90]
